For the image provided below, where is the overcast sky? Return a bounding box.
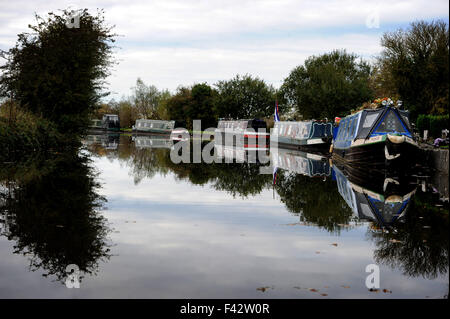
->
[0,0,448,100]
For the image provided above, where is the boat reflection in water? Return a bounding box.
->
[132,135,174,149]
[332,163,416,228]
[214,143,269,164]
[82,133,120,150]
[270,147,331,178]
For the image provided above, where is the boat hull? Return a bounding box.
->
[270,136,331,153]
[215,131,269,149]
[332,136,418,170]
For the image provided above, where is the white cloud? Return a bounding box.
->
[0,0,448,97]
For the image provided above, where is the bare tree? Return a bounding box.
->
[132,78,161,119]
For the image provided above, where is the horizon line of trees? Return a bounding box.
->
[98,19,448,130]
[0,10,447,135]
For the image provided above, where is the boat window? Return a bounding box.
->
[363,113,378,128]
[341,120,347,140]
[345,120,351,140]
[346,120,351,140]
[375,111,406,134]
[350,118,357,139]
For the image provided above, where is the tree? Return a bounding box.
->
[132,78,162,119]
[280,50,373,120]
[379,20,449,118]
[0,9,116,135]
[214,74,277,119]
[156,89,172,120]
[165,83,217,130]
[190,83,217,129]
[117,98,138,128]
[166,86,192,129]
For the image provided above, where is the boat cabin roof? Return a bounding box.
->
[217,119,267,130]
[334,107,412,145]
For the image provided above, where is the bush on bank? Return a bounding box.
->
[0,112,66,160]
[416,114,449,138]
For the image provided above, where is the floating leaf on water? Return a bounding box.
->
[369,288,380,293]
[331,243,338,247]
[320,293,328,296]
[315,251,321,254]
[256,287,271,292]
[389,239,402,243]
[309,288,318,292]
[382,289,392,293]
[341,285,350,288]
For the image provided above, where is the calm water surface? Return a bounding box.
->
[0,134,448,298]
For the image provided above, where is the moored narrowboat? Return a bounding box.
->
[270,102,333,151]
[88,114,120,132]
[133,119,175,134]
[270,121,333,151]
[215,119,269,148]
[331,101,419,169]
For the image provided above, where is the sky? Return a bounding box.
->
[0,0,448,101]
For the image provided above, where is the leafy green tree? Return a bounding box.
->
[165,83,217,130]
[215,74,277,119]
[166,86,192,129]
[280,50,373,120]
[0,9,116,135]
[379,20,449,118]
[190,83,217,129]
[156,89,172,120]
[117,98,138,128]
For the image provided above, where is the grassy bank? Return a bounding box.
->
[0,111,68,161]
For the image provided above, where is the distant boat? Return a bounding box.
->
[89,114,120,132]
[270,102,333,151]
[132,119,175,134]
[331,102,419,169]
[215,119,269,148]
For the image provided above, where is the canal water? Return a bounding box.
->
[0,134,448,298]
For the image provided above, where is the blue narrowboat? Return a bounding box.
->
[331,102,419,168]
[270,121,333,151]
[270,102,333,151]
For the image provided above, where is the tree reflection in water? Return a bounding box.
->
[274,170,354,233]
[0,151,112,283]
[84,134,448,280]
[367,190,449,280]
[333,162,449,280]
